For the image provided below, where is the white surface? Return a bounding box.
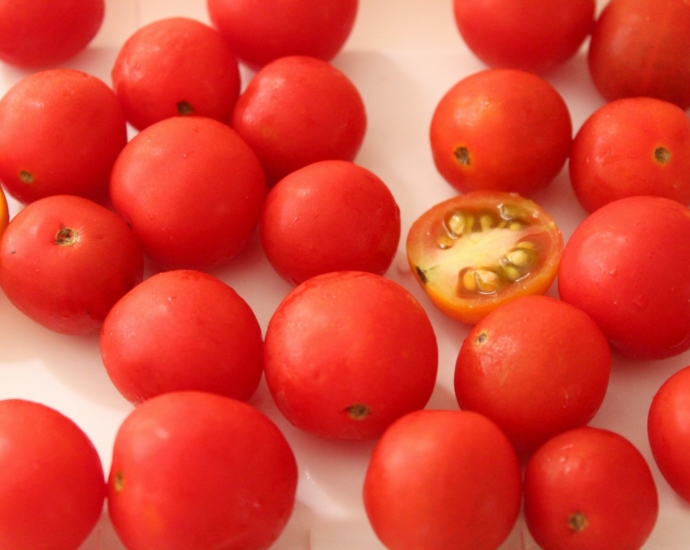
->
[0,1,689,549]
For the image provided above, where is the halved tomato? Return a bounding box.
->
[406,191,563,324]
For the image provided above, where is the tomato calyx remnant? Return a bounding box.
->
[114,469,124,492]
[345,403,372,421]
[567,511,588,532]
[18,169,33,184]
[454,146,471,166]
[55,227,78,246]
[654,146,670,165]
[176,100,194,116]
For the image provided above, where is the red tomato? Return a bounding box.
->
[570,97,690,213]
[0,195,144,335]
[588,0,690,110]
[406,191,563,324]
[0,399,105,550]
[558,195,690,359]
[0,69,127,204]
[0,0,104,68]
[207,0,358,68]
[260,160,400,285]
[231,55,367,185]
[524,426,659,550]
[453,0,595,74]
[110,116,266,271]
[107,391,298,550]
[0,186,8,238]
[264,271,438,440]
[363,409,522,550]
[429,68,572,195]
[100,269,264,404]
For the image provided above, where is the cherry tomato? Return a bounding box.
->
[570,97,690,213]
[0,186,8,237]
[429,68,572,195]
[524,426,659,550]
[264,271,438,440]
[406,191,563,325]
[0,399,105,550]
[363,409,522,550]
[107,391,298,550]
[0,195,144,335]
[558,195,690,359]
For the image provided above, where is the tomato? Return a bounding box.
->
[0,195,144,335]
[231,55,367,185]
[570,97,690,213]
[207,0,358,68]
[110,116,266,271]
[107,391,298,550]
[406,191,563,325]
[263,271,438,440]
[558,195,690,359]
[453,0,595,74]
[0,69,127,204]
[363,409,522,550]
[0,186,8,237]
[260,160,400,285]
[0,0,104,68]
[0,399,105,550]
[100,269,264,404]
[587,0,690,110]
[524,426,659,550]
[429,68,572,196]
[111,17,242,131]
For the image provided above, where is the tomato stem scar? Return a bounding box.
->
[567,512,588,532]
[654,146,670,164]
[55,227,78,246]
[345,404,371,420]
[454,146,471,166]
[18,169,33,184]
[176,100,194,116]
[114,469,124,492]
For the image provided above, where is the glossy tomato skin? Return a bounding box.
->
[108,391,298,550]
[453,0,595,74]
[363,409,522,550]
[207,0,358,68]
[0,69,127,204]
[570,97,690,213]
[558,195,690,359]
[264,271,438,440]
[429,68,572,195]
[112,17,242,131]
[100,269,264,404]
[524,426,659,550]
[0,399,106,550]
[0,195,144,335]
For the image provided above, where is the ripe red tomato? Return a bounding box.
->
[264,271,438,440]
[558,195,690,359]
[0,68,127,204]
[429,68,572,195]
[453,0,595,74]
[207,0,358,68]
[588,0,690,110]
[524,426,659,550]
[0,186,8,238]
[363,409,522,550]
[260,160,401,285]
[406,191,563,324]
[107,391,298,550]
[231,55,367,185]
[110,116,266,271]
[0,399,105,550]
[0,195,144,335]
[569,97,690,213]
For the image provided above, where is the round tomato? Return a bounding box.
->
[108,391,298,550]
[588,0,690,110]
[0,186,8,237]
[363,409,522,550]
[429,68,572,195]
[524,426,659,550]
[0,399,105,550]
[0,68,127,204]
[0,195,144,335]
[406,191,563,324]
[570,97,690,213]
[558,195,690,359]
[264,271,438,440]
[453,0,595,74]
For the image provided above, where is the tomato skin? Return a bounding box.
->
[0,186,8,237]
[558,195,690,359]
[107,391,298,550]
[524,426,659,550]
[363,409,521,550]
[0,399,106,550]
